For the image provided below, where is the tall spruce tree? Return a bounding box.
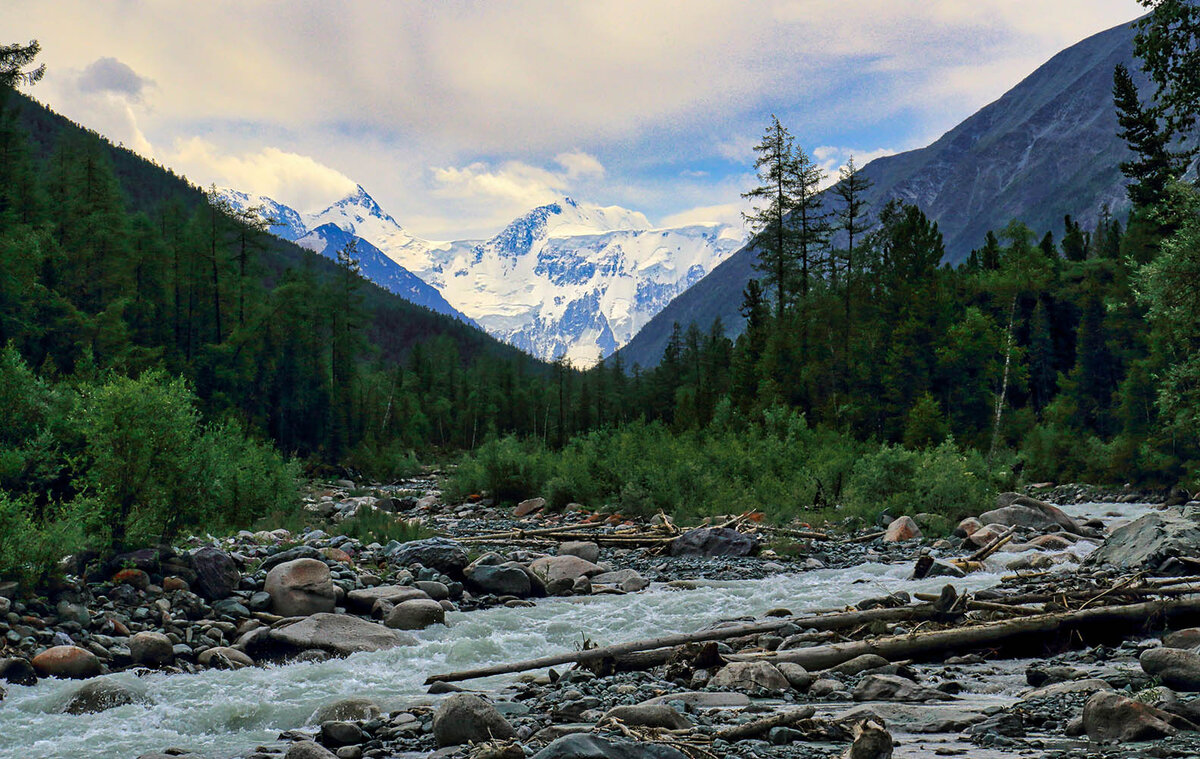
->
[743,116,800,320]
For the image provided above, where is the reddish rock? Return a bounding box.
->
[31,646,102,679]
[956,517,983,537]
[1164,627,1200,650]
[1082,690,1194,742]
[265,558,336,617]
[883,516,922,542]
[514,497,545,517]
[162,576,189,592]
[1029,534,1075,551]
[111,568,151,590]
[321,547,353,564]
[968,526,1004,547]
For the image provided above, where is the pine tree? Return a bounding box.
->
[1113,63,1190,209]
[742,116,800,320]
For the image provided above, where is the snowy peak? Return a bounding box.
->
[219,188,307,241]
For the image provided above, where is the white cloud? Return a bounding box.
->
[555,150,605,179]
[660,202,748,230]
[812,146,898,189]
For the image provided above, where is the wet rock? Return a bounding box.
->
[129,631,174,666]
[269,613,417,655]
[1084,504,1200,573]
[1163,628,1200,650]
[955,517,983,537]
[432,693,515,746]
[558,541,600,563]
[1029,533,1075,550]
[311,698,380,724]
[190,547,240,601]
[0,657,37,685]
[978,505,1061,532]
[1083,690,1196,743]
[466,564,532,597]
[265,558,337,617]
[776,662,815,691]
[640,691,750,708]
[285,742,337,759]
[854,674,954,702]
[31,645,101,679]
[529,555,605,585]
[709,661,790,693]
[670,527,757,557]
[531,734,687,759]
[260,545,321,573]
[1021,678,1112,700]
[600,704,691,729]
[883,516,922,542]
[590,569,648,592]
[197,647,254,669]
[62,677,144,714]
[345,585,428,615]
[993,492,1089,534]
[1141,647,1200,691]
[383,598,445,630]
[386,538,469,576]
[318,721,364,747]
[844,718,893,759]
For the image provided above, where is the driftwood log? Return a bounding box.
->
[714,707,817,741]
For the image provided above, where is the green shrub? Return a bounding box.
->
[343,437,422,482]
[0,492,84,588]
[844,439,994,524]
[444,435,552,505]
[332,508,433,544]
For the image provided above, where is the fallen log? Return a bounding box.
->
[966,525,1017,563]
[742,595,1200,671]
[424,604,947,684]
[715,707,816,741]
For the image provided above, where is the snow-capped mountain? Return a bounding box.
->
[221,186,742,366]
[219,189,307,242]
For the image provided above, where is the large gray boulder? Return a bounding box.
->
[260,545,321,573]
[269,613,417,655]
[853,674,956,702]
[431,693,515,746]
[709,661,790,693]
[345,585,428,614]
[1084,504,1200,574]
[600,704,691,730]
[310,697,381,725]
[265,558,337,617]
[670,527,757,557]
[190,547,239,600]
[384,599,446,630]
[1082,690,1197,742]
[1141,647,1200,691]
[466,563,532,597]
[386,538,469,575]
[993,493,1090,535]
[529,555,605,585]
[62,678,146,714]
[531,734,688,759]
[129,631,174,666]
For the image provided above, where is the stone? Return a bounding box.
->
[318,721,364,747]
[558,541,600,563]
[883,516,922,542]
[386,538,469,575]
[261,545,321,573]
[669,527,757,557]
[384,599,445,630]
[62,678,145,714]
[978,505,1061,532]
[466,564,532,597]
[590,569,648,592]
[830,654,891,675]
[265,558,337,617]
[0,657,37,686]
[844,719,894,759]
[31,645,101,679]
[954,517,983,537]
[600,704,691,730]
[776,662,815,691]
[1164,628,1200,650]
[514,497,545,517]
[1086,504,1200,574]
[1029,533,1075,550]
[345,585,428,614]
[269,613,417,655]
[1141,647,1200,691]
[531,734,688,759]
[432,693,515,746]
[311,698,381,725]
[111,568,151,590]
[129,631,174,666]
[197,647,254,669]
[162,576,189,592]
[640,691,750,708]
[190,547,240,601]
[413,580,449,600]
[994,492,1090,533]
[709,661,790,693]
[529,555,605,585]
[1083,690,1196,743]
[853,674,954,702]
[1021,678,1113,701]
[285,742,337,759]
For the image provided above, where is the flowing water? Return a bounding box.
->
[0,502,1155,759]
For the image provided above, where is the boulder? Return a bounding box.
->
[531,734,688,759]
[466,564,532,597]
[641,691,750,708]
[600,704,691,730]
[31,645,101,679]
[514,497,545,517]
[129,631,174,666]
[529,555,605,585]
[260,545,321,573]
[829,654,890,676]
[709,661,790,694]
[384,599,446,630]
[1082,690,1196,743]
[62,678,145,714]
[284,742,337,759]
[0,657,37,686]
[345,585,428,614]
[318,720,364,747]
[590,569,649,592]
[111,568,151,590]
[853,674,955,702]
[1164,628,1200,650]
[197,647,254,669]
[774,662,814,691]
[670,527,758,557]
[955,517,983,537]
[558,541,600,563]
[190,547,240,601]
[269,613,417,655]
[432,693,515,746]
[310,697,381,725]
[883,516,922,542]
[993,492,1089,535]
[1085,504,1200,574]
[1021,678,1112,701]
[265,558,337,617]
[386,538,469,575]
[1141,647,1200,691]
[1029,534,1075,551]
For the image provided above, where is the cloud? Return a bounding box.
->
[660,202,748,230]
[166,139,358,211]
[812,146,898,188]
[77,57,151,101]
[555,150,605,179]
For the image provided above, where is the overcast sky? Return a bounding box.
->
[2,1,1147,240]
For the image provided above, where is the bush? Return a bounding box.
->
[444,436,552,505]
[343,437,422,482]
[844,439,995,525]
[0,492,84,588]
[332,508,433,544]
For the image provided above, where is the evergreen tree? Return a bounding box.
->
[742,116,800,320]
[1113,62,1189,209]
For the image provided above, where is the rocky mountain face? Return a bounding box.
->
[223,189,741,367]
[616,19,1148,370]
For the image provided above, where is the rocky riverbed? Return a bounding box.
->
[2,482,1198,759]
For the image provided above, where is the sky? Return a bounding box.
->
[1,1,1148,241]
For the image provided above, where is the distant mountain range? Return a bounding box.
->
[616,18,1152,370]
[222,188,742,366]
